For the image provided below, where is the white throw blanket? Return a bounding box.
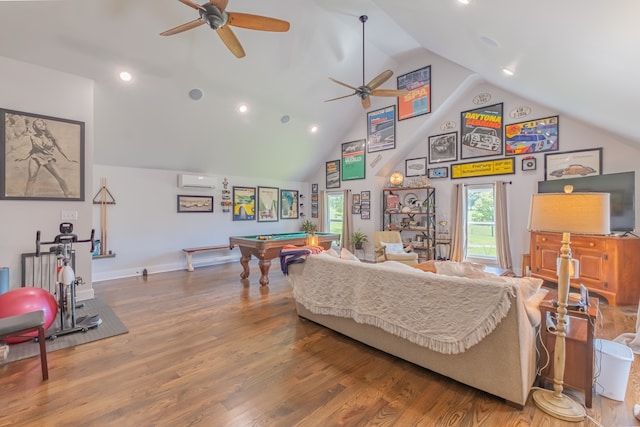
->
[288,254,517,355]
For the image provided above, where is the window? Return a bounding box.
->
[465,184,497,263]
[325,192,344,246]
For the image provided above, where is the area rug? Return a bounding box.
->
[0,297,128,365]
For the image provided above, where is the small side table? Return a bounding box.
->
[538,289,599,408]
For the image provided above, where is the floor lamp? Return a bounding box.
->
[528,185,610,422]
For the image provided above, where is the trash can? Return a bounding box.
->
[594,339,634,401]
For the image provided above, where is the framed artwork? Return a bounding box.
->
[367,106,396,153]
[352,193,361,205]
[361,190,370,201]
[505,115,559,156]
[460,103,504,159]
[232,186,256,221]
[544,148,602,181]
[428,167,449,179]
[257,186,279,222]
[0,108,85,201]
[522,157,537,171]
[352,205,361,214]
[341,139,366,180]
[428,132,458,164]
[311,183,318,194]
[405,157,427,177]
[326,160,340,189]
[280,189,299,219]
[177,195,213,213]
[451,158,515,179]
[397,65,431,121]
[361,209,370,220]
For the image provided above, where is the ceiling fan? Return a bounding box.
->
[160,0,290,59]
[326,15,407,110]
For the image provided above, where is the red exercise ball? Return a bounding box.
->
[0,287,58,343]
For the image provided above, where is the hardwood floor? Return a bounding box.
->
[1,261,640,426]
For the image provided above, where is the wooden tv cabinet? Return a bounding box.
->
[530,231,640,306]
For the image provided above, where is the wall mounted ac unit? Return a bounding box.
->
[177,174,216,189]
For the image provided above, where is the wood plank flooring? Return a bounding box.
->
[1,261,640,426]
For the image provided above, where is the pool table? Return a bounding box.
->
[229,232,340,285]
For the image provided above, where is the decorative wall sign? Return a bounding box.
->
[510,106,532,119]
[405,157,427,177]
[544,148,602,181]
[177,195,213,213]
[451,158,515,179]
[428,167,449,179]
[232,186,256,221]
[326,160,340,189]
[460,103,504,159]
[441,121,456,132]
[280,189,299,219]
[257,186,279,222]
[428,132,458,164]
[472,93,492,105]
[397,66,431,121]
[522,156,537,171]
[1,108,85,201]
[370,153,383,168]
[367,106,396,152]
[342,139,366,180]
[505,115,559,156]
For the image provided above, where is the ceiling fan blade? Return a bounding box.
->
[179,0,206,11]
[371,89,409,97]
[227,12,290,32]
[324,93,357,103]
[217,25,246,58]
[160,18,205,36]
[209,0,229,13]
[366,70,394,91]
[329,78,358,91]
[361,96,371,110]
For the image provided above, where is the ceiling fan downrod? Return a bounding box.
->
[360,15,367,86]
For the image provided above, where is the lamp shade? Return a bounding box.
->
[528,191,610,235]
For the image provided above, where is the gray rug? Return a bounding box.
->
[0,297,128,364]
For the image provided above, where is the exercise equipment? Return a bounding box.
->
[0,287,58,343]
[36,222,101,338]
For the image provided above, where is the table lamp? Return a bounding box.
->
[528,185,610,422]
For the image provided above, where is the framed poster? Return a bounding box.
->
[405,157,427,177]
[177,195,213,213]
[544,148,602,181]
[451,158,515,179]
[341,139,366,180]
[352,193,361,205]
[460,103,504,159]
[280,189,299,219]
[361,190,370,201]
[428,132,458,164]
[367,106,396,153]
[326,160,340,189]
[428,167,449,179]
[397,65,431,121]
[311,183,318,194]
[232,186,256,221]
[352,205,361,214]
[1,108,85,200]
[257,186,279,222]
[361,209,370,220]
[505,115,559,156]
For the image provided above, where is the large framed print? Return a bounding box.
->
[544,148,602,181]
[505,115,559,156]
[326,160,340,189]
[257,186,279,222]
[232,186,256,221]
[341,139,366,180]
[397,66,431,121]
[451,158,515,179]
[177,195,213,213]
[428,132,458,164]
[405,157,427,177]
[460,103,504,159]
[280,189,299,219]
[366,106,396,153]
[1,108,85,200]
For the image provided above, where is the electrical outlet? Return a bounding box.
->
[61,210,78,220]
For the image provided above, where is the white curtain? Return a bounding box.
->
[449,184,465,262]
[318,190,326,232]
[495,181,513,270]
[342,189,353,250]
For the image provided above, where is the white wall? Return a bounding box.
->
[0,56,95,299]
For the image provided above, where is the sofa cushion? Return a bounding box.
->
[380,241,405,254]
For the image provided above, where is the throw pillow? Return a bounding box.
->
[340,247,361,262]
[381,241,405,255]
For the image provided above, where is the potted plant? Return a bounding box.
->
[301,220,317,234]
[352,230,368,250]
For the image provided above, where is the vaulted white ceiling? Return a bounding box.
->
[1,0,638,181]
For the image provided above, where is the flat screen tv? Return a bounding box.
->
[537,171,636,233]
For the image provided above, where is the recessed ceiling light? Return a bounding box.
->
[310,125,318,133]
[502,68,515,76]
[119,71,132,82]
[237,104,248,113]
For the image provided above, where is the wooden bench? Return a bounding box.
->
[182,245,232,272]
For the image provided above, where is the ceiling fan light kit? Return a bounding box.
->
[325,15,408,109]
[160,0,290,59]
